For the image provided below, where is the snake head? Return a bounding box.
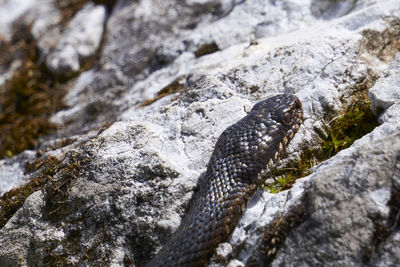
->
[208,94,303,185]
[250,94,303,183]
[207,94,303,186]
[251,94,303,132]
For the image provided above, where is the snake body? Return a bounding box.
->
[147,94,303,266]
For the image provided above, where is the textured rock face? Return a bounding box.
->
[272,131,400,266]
[45,3,106,74]
[0,0,400,266]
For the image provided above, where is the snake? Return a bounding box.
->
[146,94,303,266]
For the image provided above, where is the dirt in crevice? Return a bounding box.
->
[140,76,187,107]
[194,42,220,58]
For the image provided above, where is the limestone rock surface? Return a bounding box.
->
[0,0,400,266]
[46,3,106,74]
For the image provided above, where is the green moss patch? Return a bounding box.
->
[265,148,316,194]
[264,20,400,194]
[321,97,378,157]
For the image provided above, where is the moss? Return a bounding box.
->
[0,156,62,228]
[265,147,317,193]
[0,150,92,255]
[140,76,186,107]
[123,256,134,266]
[0,18,86,159]
[44,151,91,222]
[2,149,102,266]
[0,33,67,158]
[42,226,112,266]
[13,150,95,265]
[321,98,377,157]
[36,138,76,156]
[0,36,15,67]
[265,176,295,194]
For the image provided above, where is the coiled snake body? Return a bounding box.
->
[147,94,303,266]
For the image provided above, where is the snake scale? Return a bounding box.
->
[147,94,303,266]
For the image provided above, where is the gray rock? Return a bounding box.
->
[370,231,400,267]
[0,0,400,266]
[46,3,106,74]
[28,0,62,57]
[369,53,400,123]
[271,130,400,267]
[0,161,25,196]
[0,151,36,196]
[0,0,36,39]
[0,191,45,266]
[311,0,374,19]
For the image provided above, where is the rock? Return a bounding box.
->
[311,0,373,19]
[49,70,96,125]
[271,130,400,267]
[46,3,106,74]
[0,151,36,196]
[0,0,36,40]
[0,162,24,196]
[28,0,62,57]
[369,53,400,123]
[0,191,45,266]
[0,0,400,266]
[370,231,400,267]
